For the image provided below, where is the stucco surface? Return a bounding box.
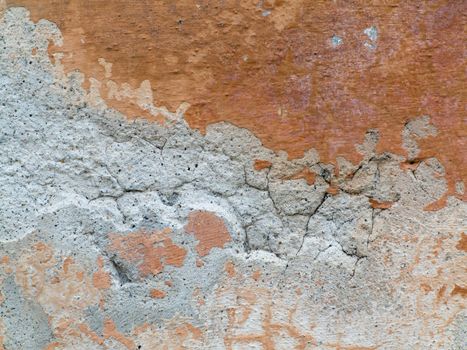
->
[0,4,465,350]
[5,0,466,205]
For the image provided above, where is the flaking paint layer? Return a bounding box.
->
[5,0,466,205]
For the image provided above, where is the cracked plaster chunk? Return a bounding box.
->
[303,193,372,259]
[314,245,358,274]
[245,213,284,252]
[105,140,163,192]
[269,178,328,216]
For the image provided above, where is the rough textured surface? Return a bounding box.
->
[0,5,465,350]
[4,0,466,205]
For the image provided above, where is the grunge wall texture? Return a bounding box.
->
[0,1,465,349]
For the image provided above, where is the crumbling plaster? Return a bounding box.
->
[0,6,465,350]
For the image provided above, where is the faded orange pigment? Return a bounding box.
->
[283,167,316,185]
[451,285,467,298]
[92,256,111,290]
[455,233,467,252]
[150,289,166,299]
[174,323,203,340]
[108,228,187,277]
[5,0,465,207]
[224,261,236,277]
[254,159,273,171]
[222,285,318,349]
[184,211,231,257]
[103,318,135,349]
[369,198,395,209]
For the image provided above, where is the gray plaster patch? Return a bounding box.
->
[0,276,53,349]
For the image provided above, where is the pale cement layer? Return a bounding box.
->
[0,8,465,350]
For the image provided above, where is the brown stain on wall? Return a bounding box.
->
[4,0,466,205]
[450,285,467,298]
[185,210,232,257]
[436,285,447,303]
[455,233,467,252]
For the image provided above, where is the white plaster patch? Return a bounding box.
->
[363,25,378,50]
[331,35,343,47]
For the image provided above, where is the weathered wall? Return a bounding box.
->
[0,2,465,349]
